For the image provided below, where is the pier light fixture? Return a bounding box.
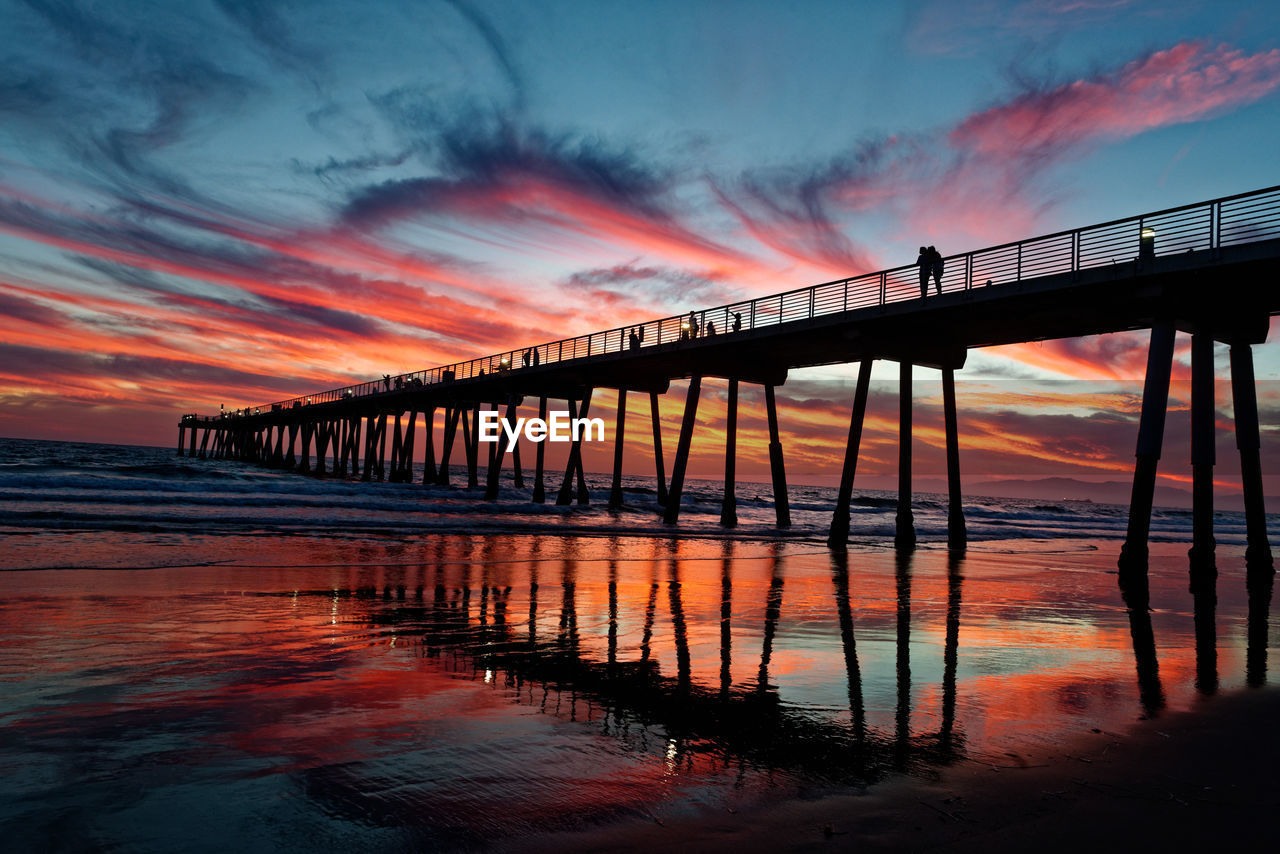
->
[1139,226,1156,262]
[500,355,511,370]
[1141,227,1156,238]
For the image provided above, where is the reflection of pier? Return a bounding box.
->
[181,188,1278,571]
[297,550,966,784]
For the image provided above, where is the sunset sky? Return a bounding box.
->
[2,0,1278,492]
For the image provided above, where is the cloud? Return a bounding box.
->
[951,41,1280,160]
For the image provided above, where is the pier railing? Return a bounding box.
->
[216,184,1280,417]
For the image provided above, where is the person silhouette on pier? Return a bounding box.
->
[522,349,531,367]
[706,320,716,336]
[383,374,391,391]
[688,311,699,338]
[533,348,540,366]
[916,246,931,298]
[629,329,640,350]
[732,311,742,332]
[929,246,944,294]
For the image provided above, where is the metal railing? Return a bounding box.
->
[212,184,1280,419]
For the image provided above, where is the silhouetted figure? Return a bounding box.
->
[707,320,716,336]
[522,349,531,367]
[637,325,644,342]
[383,374,391,391]
[688,311,699,338]
[478,368,486,377]
[533,348,540,366]
[916,246,930,298]
[628,330,640,350]
[929,246,943,294]
[394,376,403,390]
[732,311,742,332]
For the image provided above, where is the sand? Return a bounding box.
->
[524,686,1280,852]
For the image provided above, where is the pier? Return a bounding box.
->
[181,186,1280,580]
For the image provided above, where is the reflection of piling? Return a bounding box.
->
[940,553,964,753]
[894,550,912,766]
[720,378,738,527]
[1246,571,1272,687]
[1119,320,1176,581]
[831,550,865,736]
[1119,578,1165,716]
[829,360,872,547]
[1192,573,1218,696]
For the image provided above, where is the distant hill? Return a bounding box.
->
[965,477,1271,511]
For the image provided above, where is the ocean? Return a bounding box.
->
[0,437,1274,851]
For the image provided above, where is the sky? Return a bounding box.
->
[2,0,1279,494]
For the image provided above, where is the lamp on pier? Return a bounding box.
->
[1140,226,1156,262]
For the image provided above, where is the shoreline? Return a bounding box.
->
[522,686,1280,852]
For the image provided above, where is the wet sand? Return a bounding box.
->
[527,686,1280,852]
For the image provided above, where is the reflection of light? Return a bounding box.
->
[1141,227,1156,239]
[331,589,338,625]
[500,356,511,369]
[665,738,678,772]
[484,669,494,684]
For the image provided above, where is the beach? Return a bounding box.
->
[0,438,1275,851]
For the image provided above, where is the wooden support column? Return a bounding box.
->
[199,428,211,459]
[375,413,388,481]
[285,423,297,468]
[177,424,186,456]
[574,392,593,505]
[609,390,628,510]
[388,413,403,482]
[764,384,791,528]
[943,366,966,551]
[466,406,480,488]
[895,361,916,550]
[314,421,329,477]
[437,407,461,486]
[362,414,377,481]
[272,424,283,467]
[1119,320,1176,579]
[650,391,669,507]
[422,407,437,484]
[532,397,548,502]
[1230,343,1274,576]
[188,425,198,457]
[402,409,417,482]
[512,433,524,489]
[721,379,738,527]
[348,418,361,476]
[663,376,702,524]
[556,390,594,506]
[299,420,313,473]
[829,360,872,547]
[485,398,518,500]
[1189,333,1216,576]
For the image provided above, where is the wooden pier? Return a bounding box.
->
[181,186,1280,580]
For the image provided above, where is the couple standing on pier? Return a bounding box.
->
[917,246,944,297]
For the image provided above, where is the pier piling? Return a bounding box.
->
[828,360,872,547]
[895,361,916,551]
[663,376,701,524]
[764,383,790,528]
[1119,320,1176,580]
[720,379,738,527]
[1230,343,1274,577]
